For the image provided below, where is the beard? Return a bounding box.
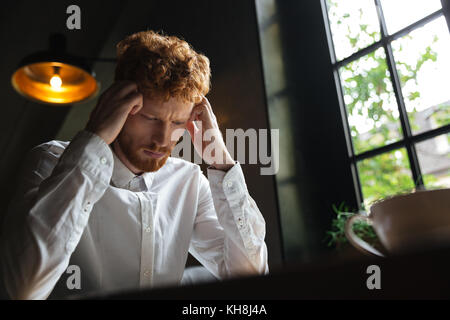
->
[115,130,172,173]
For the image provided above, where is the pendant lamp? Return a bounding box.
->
[11,33,105,106]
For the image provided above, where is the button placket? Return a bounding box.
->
[138,193,155,287]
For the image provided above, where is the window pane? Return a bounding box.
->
[391,17,450,135]
[340,47,403,154]
[380,0,442,35]
[358,148,415,208]
[326,0,381,61]
[416,133,450,189]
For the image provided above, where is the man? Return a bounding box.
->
[0,30,269,300]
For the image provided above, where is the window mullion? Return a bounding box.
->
[321,0,364,206]
[442,0,450,34]
[374,0,424,188]
[385,40,424,188]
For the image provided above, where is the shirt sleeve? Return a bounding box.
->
[0,130,113,300]
[188,162,269,280]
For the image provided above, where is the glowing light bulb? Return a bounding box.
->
[50,75,62,89]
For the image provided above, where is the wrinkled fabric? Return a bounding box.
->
[0,130,269,300]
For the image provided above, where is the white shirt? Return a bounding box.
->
[0,130,269,300]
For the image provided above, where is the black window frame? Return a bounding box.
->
[321,0,450,207]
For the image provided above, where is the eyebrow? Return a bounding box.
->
[141,113,188,123]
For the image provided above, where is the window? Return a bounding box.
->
[322,0,450,208]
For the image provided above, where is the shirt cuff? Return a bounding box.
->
[57,130,114,186]
[207,161,249,202]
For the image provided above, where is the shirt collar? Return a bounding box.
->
[110,147,156,192]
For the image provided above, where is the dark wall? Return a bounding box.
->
[0,0,283,268]
[0,0,126,219]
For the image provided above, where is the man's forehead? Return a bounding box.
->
[142,96,194,115]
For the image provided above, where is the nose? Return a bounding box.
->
[151,122,171,148]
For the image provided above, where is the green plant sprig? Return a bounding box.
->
[325,202,379,249]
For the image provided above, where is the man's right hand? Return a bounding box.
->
[85,80,143,144]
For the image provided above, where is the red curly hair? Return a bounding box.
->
[114,30,211,104]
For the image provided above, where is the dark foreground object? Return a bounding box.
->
[83,246,450,300]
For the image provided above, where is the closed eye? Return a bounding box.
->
[141,114,158,121]
[141,114,185,125]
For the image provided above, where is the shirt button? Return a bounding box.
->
[226,181,233,188]
[100,157,107,164]
[145,226,151,233]
[143,270,151,277]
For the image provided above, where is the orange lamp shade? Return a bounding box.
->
[11,61,99,106]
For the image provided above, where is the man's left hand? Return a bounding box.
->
[186,95,234,171]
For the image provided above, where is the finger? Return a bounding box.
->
[202,96,211,110]
[121,91,143,115]
[199,96,212,113]
[186,120,195,137]
[91,81,134,118]
[101,80,133,102]
[189,105,205,122]
[192,101,208,115]
[115,81,139,100]
[90,87,111,120]
[203,98,217,123]
[192,104,215,127]
[197,96,217,123]
[188,109,197,122]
